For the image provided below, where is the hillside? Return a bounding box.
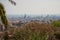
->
[0,21,60,40]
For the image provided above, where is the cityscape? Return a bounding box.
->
[0,0,60,40]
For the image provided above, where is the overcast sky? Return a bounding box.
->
[0,0,60,16]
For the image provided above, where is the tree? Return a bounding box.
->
[0,0,16,40]
[0,3,9,40]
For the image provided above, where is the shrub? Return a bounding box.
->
[51,21,60,27]
[12,21,54,40]
[54,33,60,39]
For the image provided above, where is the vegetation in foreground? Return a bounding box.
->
[8,21,55,40]
[0,21,60,40]
[51,21,60,27]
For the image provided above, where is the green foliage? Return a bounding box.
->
[51,21,60,27]
[13,29,47,40]
[0,3,8,40]
[0,3,8,26]
[11,22,52,40]
[0,3,4,10]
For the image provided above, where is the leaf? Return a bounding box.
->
[9,0,16,6]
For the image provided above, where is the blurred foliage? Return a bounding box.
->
[0,3,9,40]
[9,0,16,6]
[51,21,60,27]
[54,32,60,39]
[9,21,54,40]
[13,29,47,40]
[0,3,8,26]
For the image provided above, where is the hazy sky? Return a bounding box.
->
[0,0,60,16]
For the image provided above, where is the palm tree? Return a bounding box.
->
[0,0,16,40]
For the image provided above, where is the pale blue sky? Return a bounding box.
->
[0,0,60,16]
